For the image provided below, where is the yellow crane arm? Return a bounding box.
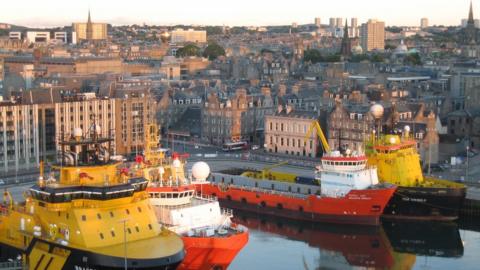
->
[262,161,288,180]
[304,120,331,153]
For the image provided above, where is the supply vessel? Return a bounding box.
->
[0,126,184,269]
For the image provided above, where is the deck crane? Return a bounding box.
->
[304,119,331,155]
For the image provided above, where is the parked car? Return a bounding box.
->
[251,145,260,150]
[0,180,5,185]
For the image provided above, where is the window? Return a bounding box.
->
[137,207,142,213]
[126,209,130,215]
[97,213,102,220]
[110,212,114,218]
[148,224,153,230]
[111,230,116,237]
[135,226,140,233]
[82,215,86,221]
[99,233,104,239]
[127,228,132,234]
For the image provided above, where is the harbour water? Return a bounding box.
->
[230,211,480,270]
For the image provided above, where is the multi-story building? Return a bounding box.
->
[54,93,116,152]
[26,31,50,43]
[315,17,321,27]
[114,91,156,155]
[202,88,273,145]
[0,58,4,94]
[4,56,122,76]
[328,102,440,163]
[350,18,359,38]
[264,106,320,158]
[171,28,207,44]
[72,11,108,41]
[360,19,385,52]
[0,101,40,174]
[336,18,343,28]
[421,18,429,29]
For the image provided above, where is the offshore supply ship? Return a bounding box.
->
[0,126,184,269]
[366,104,466,220]
[198,121,397,226]
[134,125,248,270]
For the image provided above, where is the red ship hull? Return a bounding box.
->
[177,225,249,270]
[196,184,396,226]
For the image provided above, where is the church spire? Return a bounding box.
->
[86,9,93,41]
[87,9,92,24]
[469,0,475,24]
[340,19,351,58]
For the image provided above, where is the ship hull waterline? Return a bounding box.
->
[0,237,184,270]
[196,184,397,226]
[178,229,249,270]
[382,186,466,221]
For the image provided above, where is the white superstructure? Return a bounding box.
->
[316,151,379,198]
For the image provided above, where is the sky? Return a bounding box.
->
[0,0,475,27]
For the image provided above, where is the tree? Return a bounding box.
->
[203,41,226,60]
[370,54,385,63]
[404,53,422,66]
[176,43,200,57]
[303,49,323,63]
[324,53,341,62]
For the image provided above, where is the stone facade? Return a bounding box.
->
[264,106,320,158]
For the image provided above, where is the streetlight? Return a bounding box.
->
[466,146,470,183]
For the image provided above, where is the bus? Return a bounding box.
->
[222,141,248,152]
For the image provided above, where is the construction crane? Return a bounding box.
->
[304,120,331,154]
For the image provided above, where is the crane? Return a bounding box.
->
[262,161,289,180]
[304,119,331,154]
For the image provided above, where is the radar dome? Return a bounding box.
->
[192,161,210,181]
[370,104,384,119]
[73,128,83,138]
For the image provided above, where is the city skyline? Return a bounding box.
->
[0,0,476,27]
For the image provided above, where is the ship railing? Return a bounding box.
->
[194,193,218,202]
[0,260,25,270]
[148,179,190,188]
[231,184,308,199]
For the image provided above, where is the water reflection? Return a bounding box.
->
[383,220,463,258]
[232,211,465,270]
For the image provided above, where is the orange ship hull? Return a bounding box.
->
[177,226,249,270]
[197,184,396,226]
